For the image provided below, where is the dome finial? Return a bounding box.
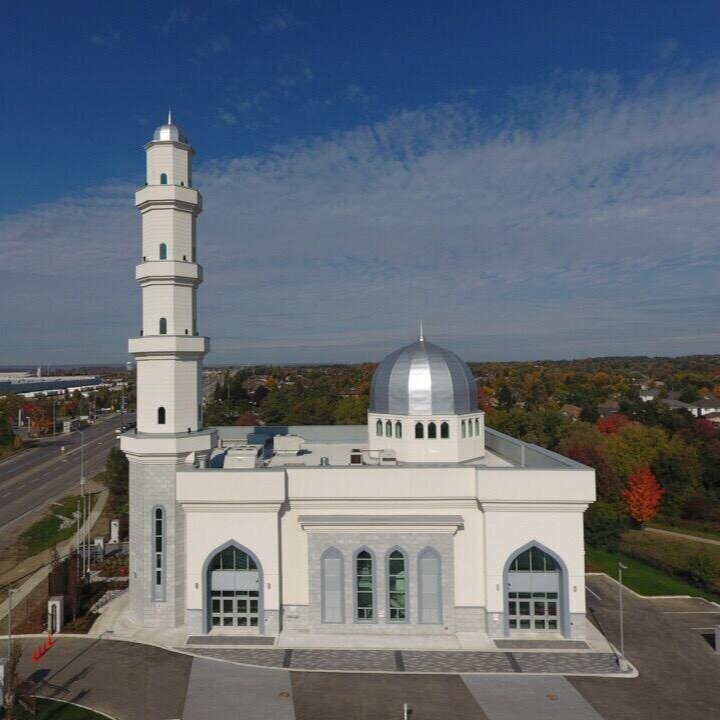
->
[168,106,172,125]
[418,320,424,342]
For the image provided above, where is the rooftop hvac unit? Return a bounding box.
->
[350,449,363,465]
[320,457,330,466]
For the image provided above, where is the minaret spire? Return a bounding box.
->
[418,320,424,342]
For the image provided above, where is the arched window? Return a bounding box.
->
[355,550,374,621]
[387,549,407,622]
[385,420,392,437]
[475,417,480,435]
[209,545,258,571]
[159,317,167,334]
[462,420,467,438]
[509,546,558,573]
[157,406,166,425]
[376,419,383,437]
[394,421,402,439]
[468,419,474,437]
[427,422,437,439]
[418,548,442,624]
[321,548,344,623]
[440,421,449,439]
[159,243,167,260]
[152,506,165,601]
[415,422,424,439]
[160,173,168,185]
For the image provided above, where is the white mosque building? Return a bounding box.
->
[120,117,596,641]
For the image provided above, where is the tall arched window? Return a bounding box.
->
[462,420,467,438]
[475,417,480,435]
[152,506,165,601]
[468,419,474,437]
[160,173,168,185]
[157,406,166,425]
[427,422,437,439]
[385,420,392,437]
[355,550,374,621]
[387,549,407,622]
[440,421,449,439]
[415,422,424,439]
[159,243,167,260]
[418,548,442,624]
[395,421,402,439]
[321,548,344,624]
[376,419,383,437]
[159,317,167,334]
[507,545,560,631]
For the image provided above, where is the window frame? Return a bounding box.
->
[320,547,345,624]
[394,421,402,439]
[427,421,437,439]
[159,317,167,335]
[157,406,166,425]
[417,546,442,624]
[385,420,392,437]
[353,548,376,623]
[386,547,409,623]
[160,173,168,185]
[415,422,424,439]
[159,243,167,260]
[376,419,383,437]
[440,421,449,439]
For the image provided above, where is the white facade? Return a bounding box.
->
[122,120,596,642]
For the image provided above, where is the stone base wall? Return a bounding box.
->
[454,606,486,633]
[282,604,309,631]
[485,610,587,640]
[128,461,184,629]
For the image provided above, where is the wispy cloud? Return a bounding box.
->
[91,32,120,47]
[3,69,720,363]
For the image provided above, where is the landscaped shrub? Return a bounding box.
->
[584,500,628,552]
[686,551,718,590]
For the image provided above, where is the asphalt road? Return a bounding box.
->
[0,413,129,530]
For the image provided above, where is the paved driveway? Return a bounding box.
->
[571,574,720,720]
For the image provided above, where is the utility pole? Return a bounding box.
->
[618,561,628,671]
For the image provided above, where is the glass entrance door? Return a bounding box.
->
[508,591,558,630]
[211,589,260,628]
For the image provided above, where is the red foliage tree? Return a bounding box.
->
[597,414,630,435]
[621,467,664,526]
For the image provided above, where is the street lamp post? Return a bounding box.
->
[68,426,87,578]
[618,561,628,670]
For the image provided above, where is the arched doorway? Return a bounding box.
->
[504,543,566,634]
[206,543,262,631]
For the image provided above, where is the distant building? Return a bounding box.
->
[560,404,582,420]
[0,373,104,398]
[597,399,620,417]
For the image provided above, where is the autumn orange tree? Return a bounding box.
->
[621,467,664,527]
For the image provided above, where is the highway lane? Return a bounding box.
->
[0,413,129,530]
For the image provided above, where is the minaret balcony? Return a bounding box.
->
[128,335,209,356]
[135,184,202,213]
[136,260,202,285]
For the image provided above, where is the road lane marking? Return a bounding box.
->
[662,611,720,614]
[586,586,602,601]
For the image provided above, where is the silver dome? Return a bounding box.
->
[153,123,187,143]
[370,337,478,416]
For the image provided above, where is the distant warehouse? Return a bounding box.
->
[0,373,104,398]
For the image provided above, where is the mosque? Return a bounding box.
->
[120,116,596,641]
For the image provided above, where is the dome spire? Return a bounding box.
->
[168,107,172,125]
[418,320,424,342]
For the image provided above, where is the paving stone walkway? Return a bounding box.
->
[179,646,621,675]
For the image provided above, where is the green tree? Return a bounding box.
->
[334,397,368,425]
[103,446,129,512]
[686,551,717,590]
[584,500,628,551]
[650,436,701,517]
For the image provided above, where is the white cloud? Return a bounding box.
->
[3,70,720,364]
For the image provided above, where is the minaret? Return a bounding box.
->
[121,115,215,628]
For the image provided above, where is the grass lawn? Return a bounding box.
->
[586,546,720,603]
[0,698,108,719]
[18,494,96,557]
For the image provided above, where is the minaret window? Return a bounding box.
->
[475,417,480,435]
[415,422,424,439]
[385,420,392,437]
[152,506,165,601]
[160,173,168,185]
[159,317,167,335]
[376,419,383,437]
[440,422,449,439]
[395,421,402,439]
[468,419,474,437]
[158,407,166,425]
[428,422,437,439]
[159,243,167,260]
[462,420,467,438]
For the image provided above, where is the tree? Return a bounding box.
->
[621,468,664,527]
[334,397,367,425]
[496,384,514,411]
[650,436,701,517]
[235,410,259,426]
[584,500,628,551]
[103,446,129,512]
[679,385,699,403]
[597,414,630,435]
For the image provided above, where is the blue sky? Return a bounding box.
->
[2,1,720,364]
